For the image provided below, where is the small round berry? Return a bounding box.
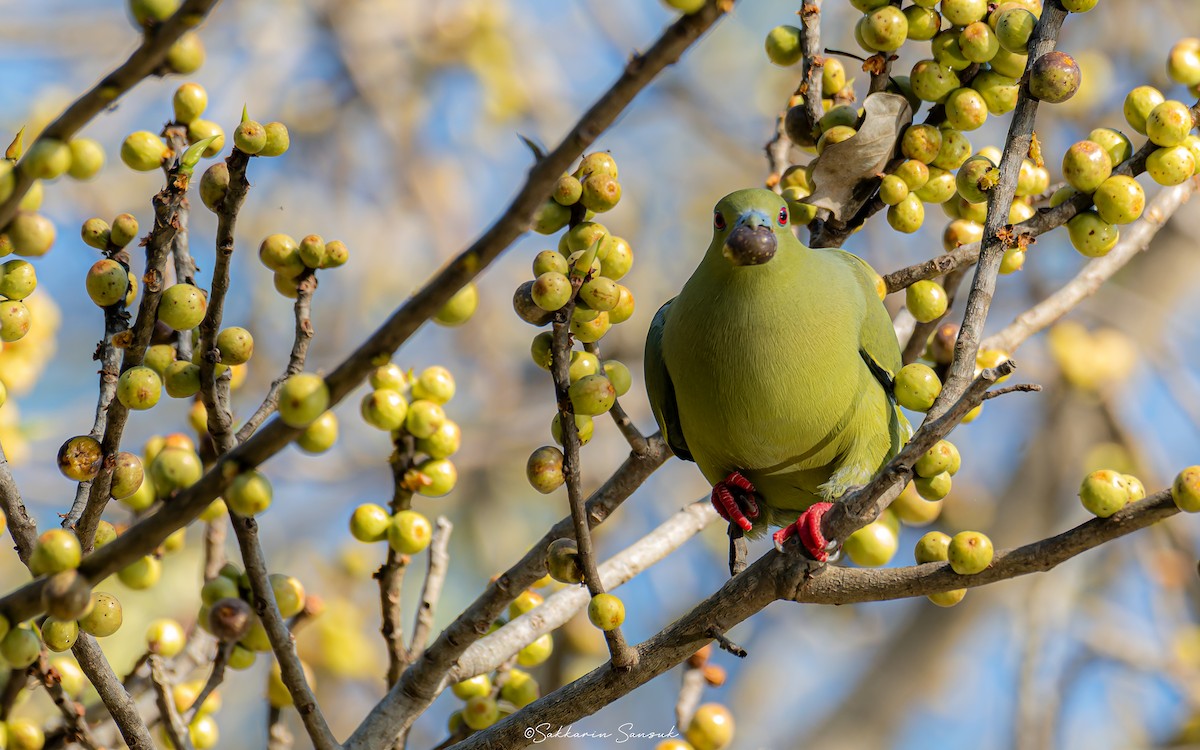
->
[234,119,267,154]
[547,537,583,583]
[360,388,408,429]
[500,669,540,708]
[121,131,168,172]
[158,283,208,331]
[207,597,252,643]
[1172,466,1200,512]
[588,593,626,631]
[278,373,330,427]
[389,510,433,554]
[270,573,306,618]
[517,633,553,667]
[215,326,254,365]
[906,280,948,323]
[79,592,123,637]
[411,366,455,404]
[1123,85,1165,135]
[509,589,544,619]
[894,363,942,412]
[414,458,457,497]
[350,503,390,543]
[531,271,572,312]
[1146,145,1196,186]
[148,446,203,496]
[163,360,201,398]
[80,217,111,249]
[31,529,82,576]
[86,259,128,308]
[227,470,272,515]
[370,363,408,391]
[44,616,82,651]
[947,530,993,574]
[1,626,41,667]
[914,530,952,563]
[843,521,899,567]
[462,695,500,731]
[118,555,161,590]
[914,471,952,501]
[173,82,208,124]
[451,674,491,700]
[915,440,961,478]
[117,366,162,410]
[166,30,206,73]
[58,435,102,481]
[1028,51,1080,104]
[1061,140,1112,193]
[404,399,445,439]
[569,374,616,416]
[994,7,1036,52]
[765,25,803,66]
[146,618,186,657]
[551,412,594,446]
[527,446,565,494]
[1067,211,1119,257]
[297,410,338,454]
[67,138,105,180]
[1092,175,1145,225]
[416,419,461,459]
[42,570,93,620]
[433,283,477,326]
[6,212,55,257]
[685,703,735,750]
[879,175,910,206]
[887,194,925,234]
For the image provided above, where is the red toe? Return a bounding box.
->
[797,502,834,561]
[710,472,759,532]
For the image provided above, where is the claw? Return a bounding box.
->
[710,471,760,532]
[772,502,836,562]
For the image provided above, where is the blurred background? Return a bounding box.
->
[2,0,1200,748]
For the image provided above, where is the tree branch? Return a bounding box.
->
[149,655,193,750]
[456,490,1181,748]
[72,635,156,750]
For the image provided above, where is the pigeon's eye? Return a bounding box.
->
[778,206,789,226]
[713,210,726,230]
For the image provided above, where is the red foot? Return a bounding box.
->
[711,471,760,532]
[772,502,835,561]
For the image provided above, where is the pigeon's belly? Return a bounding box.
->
[665,312,865,488]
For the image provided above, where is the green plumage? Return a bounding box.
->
[645,188,910,535]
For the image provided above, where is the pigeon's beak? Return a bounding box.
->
[722,210,777,266]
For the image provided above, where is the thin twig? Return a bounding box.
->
[230,514,338,750]
[35,652,100,750]
[581,342,648,453]
[378,434,417,684]
[410,517,453,659]
[197,148,252,452]
[549,298,636,669]
[234,273,315,443]
[0,438,36,564]
[182,642,231,725]
[71,162,193,550]
[149,655,193,750]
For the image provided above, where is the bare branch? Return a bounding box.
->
[149,655,193,750]
[35,652,100,750]
[457,491,1182,749]
[0,438,36,564]
[379,433,417,683]
[410,517,453,659]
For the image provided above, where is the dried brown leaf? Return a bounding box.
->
[804,92,913,220]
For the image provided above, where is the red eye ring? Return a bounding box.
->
[778,206,789,226]
[714,210,726,230]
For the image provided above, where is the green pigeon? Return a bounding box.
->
[644,188,911,559]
